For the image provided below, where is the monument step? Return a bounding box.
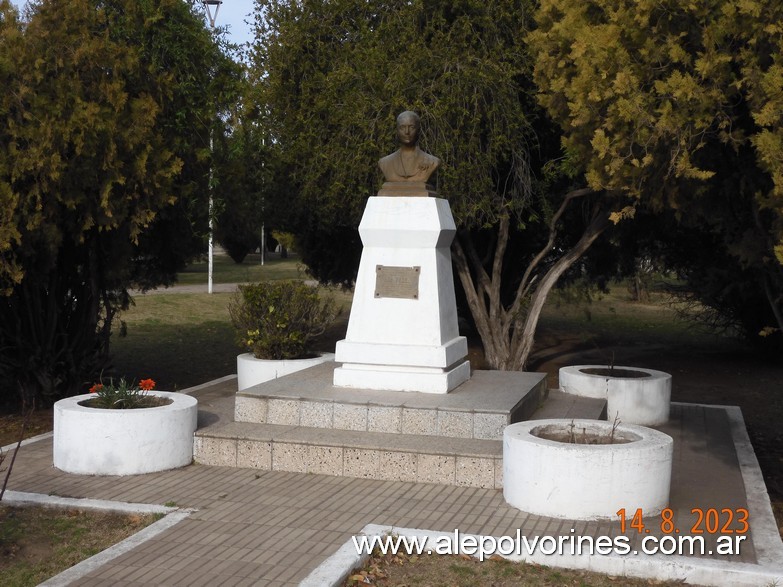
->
[194,421,502,489]
[234,361,547,441]
[530,390,607,421]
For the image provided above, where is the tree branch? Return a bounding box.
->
[451,236,489,339]
[459,228,494,299]
[511,187,594,317]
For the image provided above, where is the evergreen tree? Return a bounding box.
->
[530,0,783,347]
[0,0,241,406]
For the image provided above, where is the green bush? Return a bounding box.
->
[229,281,339,360]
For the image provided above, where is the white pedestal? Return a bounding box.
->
[334,196,469,393]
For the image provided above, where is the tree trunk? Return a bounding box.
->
[451,189,610,371]
[452,216,513,370]
[509,210,610,370]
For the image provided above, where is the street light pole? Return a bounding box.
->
[204,0,222,27]
[208,133,214,294]
[204,0,222,294]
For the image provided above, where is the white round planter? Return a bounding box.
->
[236,352,335,391]
[559,365,671,426]
[504,419,673,520]
[54,391,197,476]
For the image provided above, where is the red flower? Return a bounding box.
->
[139,378,156,391]
[89,383,103,393]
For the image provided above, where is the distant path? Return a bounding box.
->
[133,283,244,295]
[133,280,319,295]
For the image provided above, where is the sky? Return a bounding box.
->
[9,0,256,49]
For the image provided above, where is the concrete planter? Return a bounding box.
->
[237,352,335,391]
[503,419,673,520]
[559,365,671,426]
[54,391,197,476]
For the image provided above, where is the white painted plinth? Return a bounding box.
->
[54,392,197,476]
[333,359,471,394]
[503,419,673,520]
[334,196,470,393]
[559,365,671,426]
[237,352,335,391]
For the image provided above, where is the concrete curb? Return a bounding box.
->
[2,491,177,515]
[722,404,783,566]
[299,527,374,587]
[1,431,53,453]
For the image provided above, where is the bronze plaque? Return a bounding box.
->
[374,265,421,299]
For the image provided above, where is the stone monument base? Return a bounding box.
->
[335,336,467,367]
[234,360,547,441]
[333,359,470,394]
[194,361,598,489]
[333,196,470,393]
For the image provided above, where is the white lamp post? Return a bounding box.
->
[204,0,222,27]
[203,1,222,294]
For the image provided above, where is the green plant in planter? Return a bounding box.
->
[84,378,167,409]
[229,281,339,360]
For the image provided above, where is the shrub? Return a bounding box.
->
[229,281,339,360]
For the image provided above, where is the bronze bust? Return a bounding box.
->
[378,111,439,196]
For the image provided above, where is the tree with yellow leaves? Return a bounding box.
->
[530,0,783,344]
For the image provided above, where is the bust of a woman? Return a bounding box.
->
[378,111,440,185]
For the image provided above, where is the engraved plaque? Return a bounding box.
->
[374,265,421,299]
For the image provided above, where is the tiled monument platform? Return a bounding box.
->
[194,362,605,489]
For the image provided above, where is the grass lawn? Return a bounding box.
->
[344,549,691,586]
[174,251,307,285]
[110,292,238,391]
[0,505,155,586]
